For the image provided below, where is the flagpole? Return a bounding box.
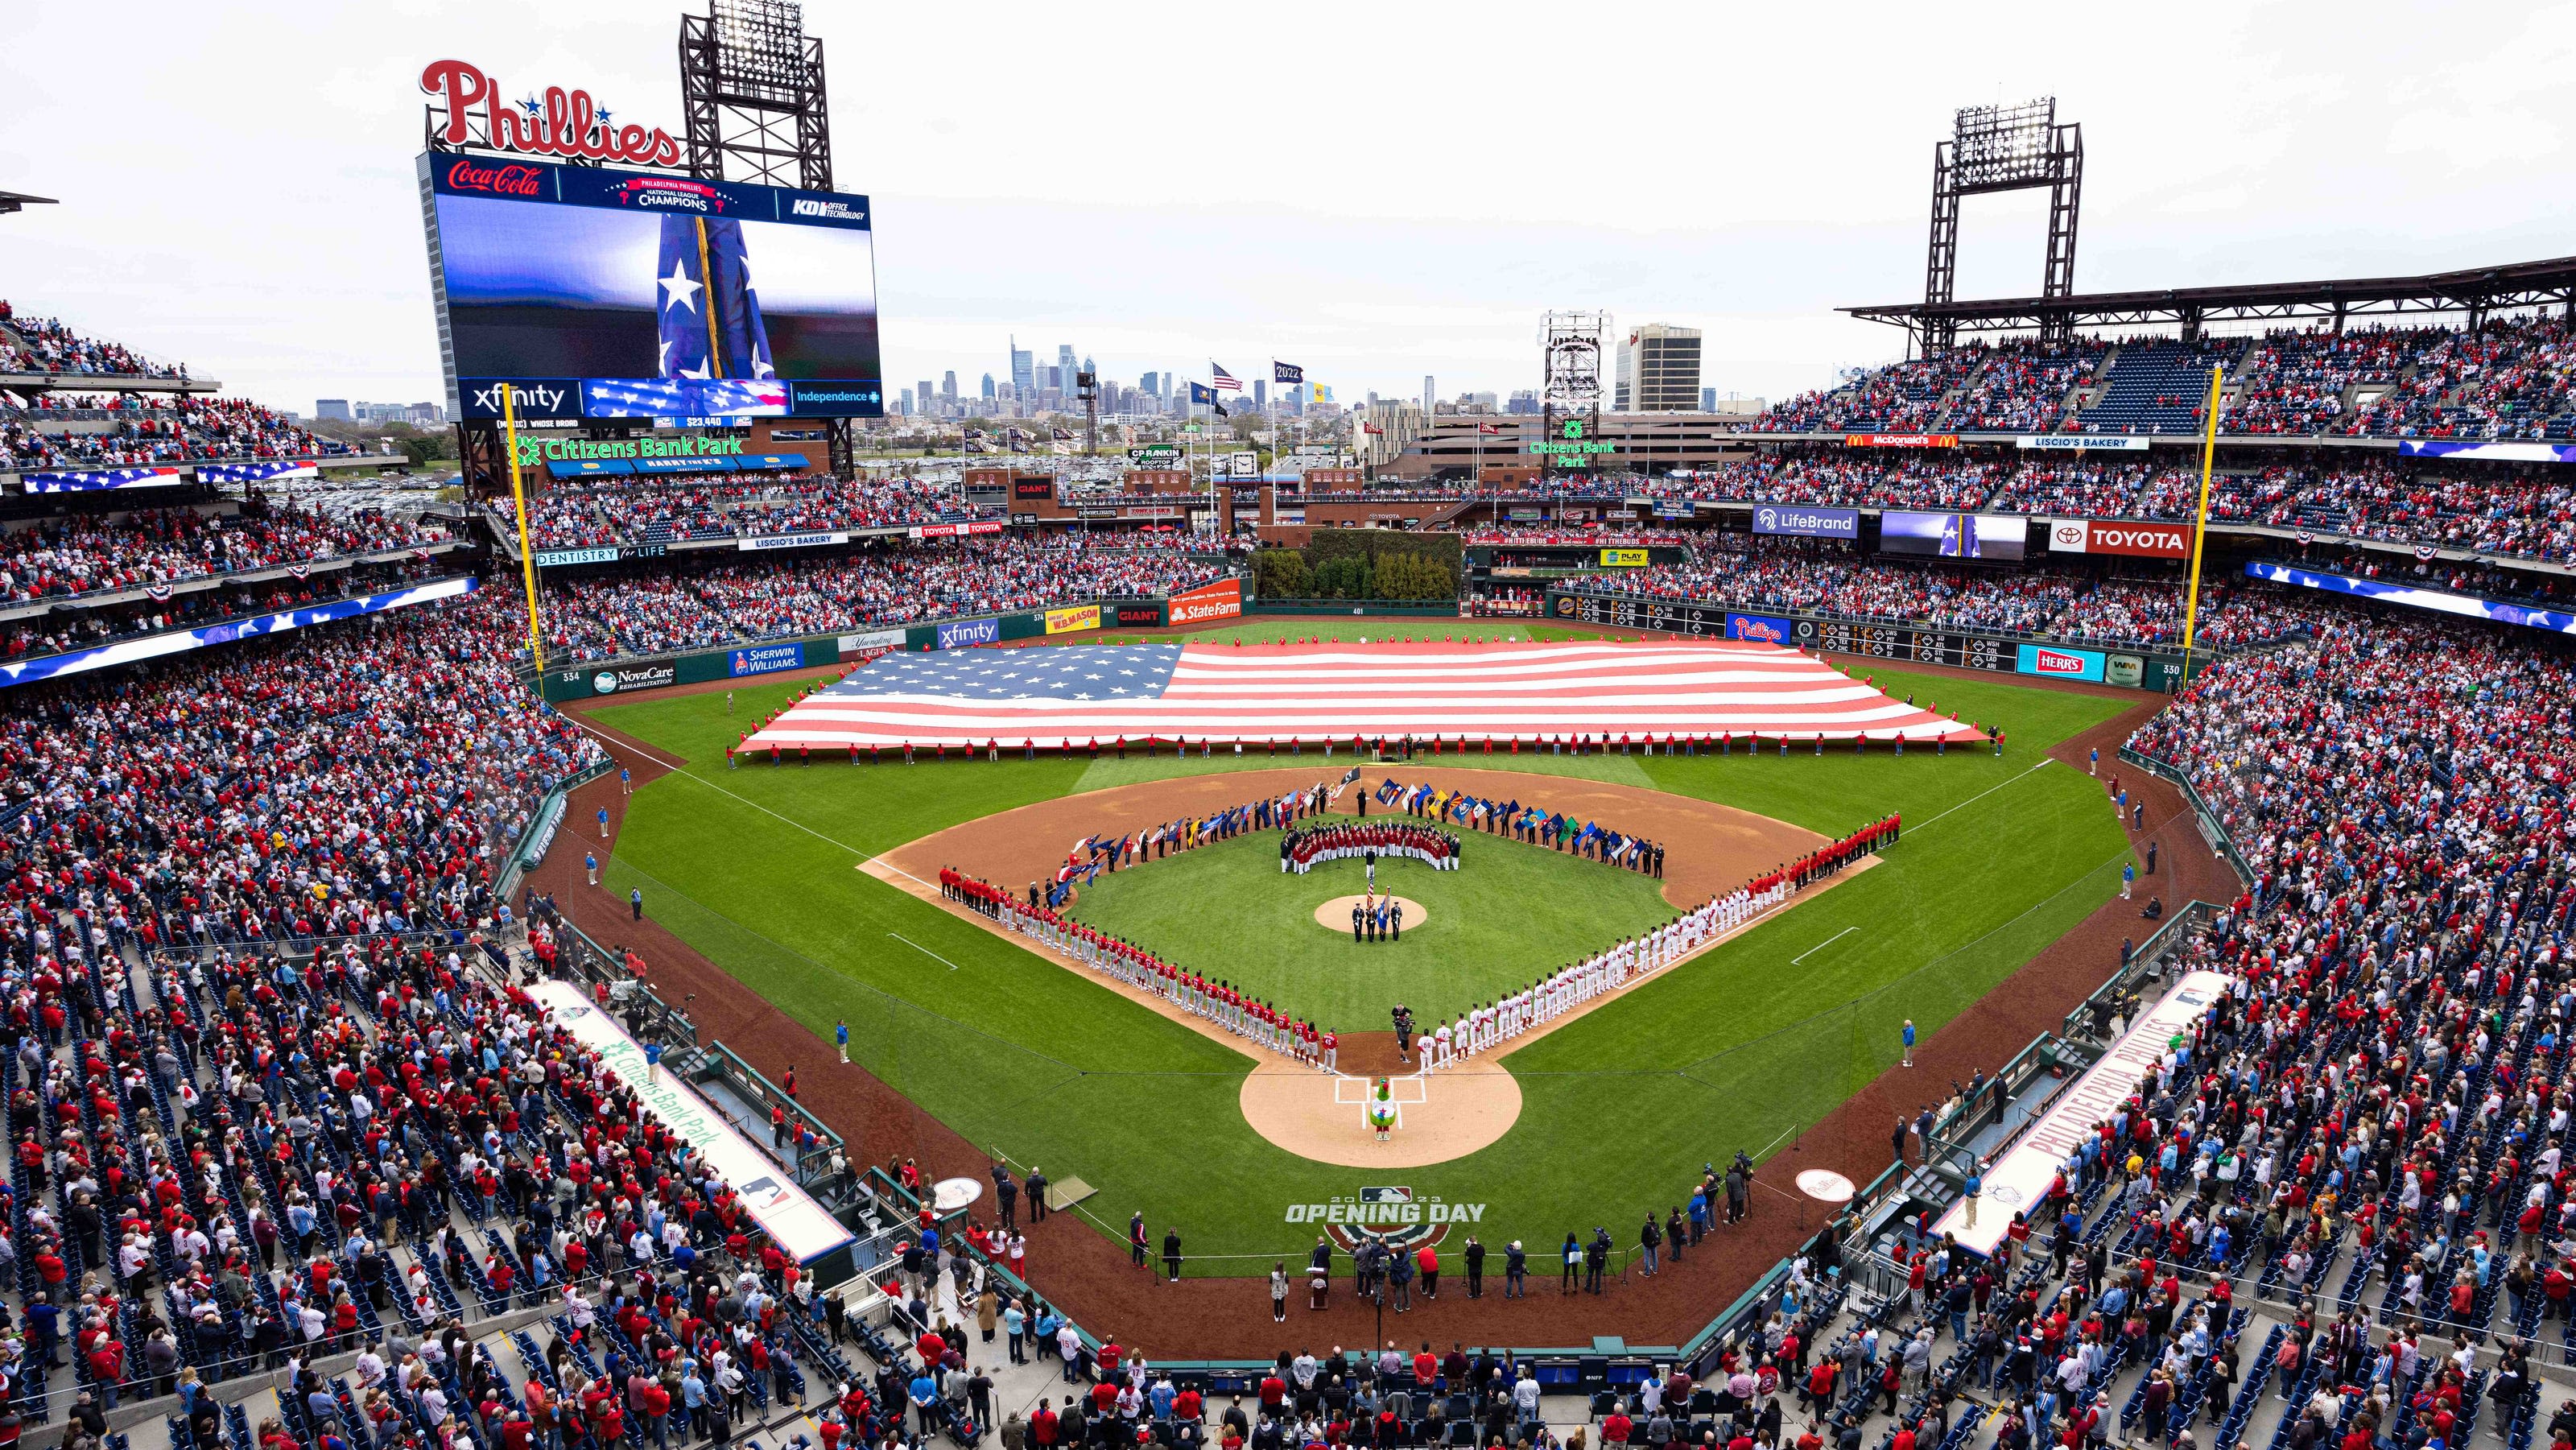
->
[2178,363,2223,686]
[499,386,547,675]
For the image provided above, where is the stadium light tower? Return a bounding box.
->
[1539,310,1608,486]
[1922,98,2083,352]
[679,0,833,190]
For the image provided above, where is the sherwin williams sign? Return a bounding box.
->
[1751,504,1860,539]
[2016,642,2105,681]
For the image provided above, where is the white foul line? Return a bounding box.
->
[1905,757,2054,837]
[1790,927,1857,965]
[889,932,964,971]
[564,715,940,892]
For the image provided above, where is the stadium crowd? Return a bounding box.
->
[502,476,972,551]
[543,539,1227,661]
[0,396,349,470]
[0,500,448,604]
[1748,316,2575,442]
[0,302,184,379]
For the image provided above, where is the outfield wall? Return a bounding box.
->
[1544,589,2200,692]
[535,598,1175,702]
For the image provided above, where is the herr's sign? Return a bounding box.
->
[2046,518,2194,559]
[421,59,683,169]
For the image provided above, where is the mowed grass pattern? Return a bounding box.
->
[592,654,2136,1268]
[1063,829,1675,1030]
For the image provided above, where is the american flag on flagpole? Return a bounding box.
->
[1209,361,1243,392]
[737,639,1984,752]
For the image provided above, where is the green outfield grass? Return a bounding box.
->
[1063,829,1673,1028]
[591,658,2138,1272]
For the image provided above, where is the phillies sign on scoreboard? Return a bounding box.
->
[421,59,683,169]
[2046,518,2194,559]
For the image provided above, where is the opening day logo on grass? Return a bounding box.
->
[1289,1187,1489,1252]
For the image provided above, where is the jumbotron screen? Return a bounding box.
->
[419,153,885,422]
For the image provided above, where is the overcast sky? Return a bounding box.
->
[2,0,2568,416]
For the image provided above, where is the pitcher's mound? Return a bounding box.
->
[1314,894,1430,932]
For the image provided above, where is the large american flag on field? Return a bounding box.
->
[737,639,1984,752]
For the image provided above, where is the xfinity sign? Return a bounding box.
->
[1752,503,1860,539]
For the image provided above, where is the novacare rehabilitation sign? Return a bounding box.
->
[526,981,852,1263]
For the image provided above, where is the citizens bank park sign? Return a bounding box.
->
[1287,1188,1489,1253]
[421,59,682,169]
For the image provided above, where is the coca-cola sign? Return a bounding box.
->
[442,159,545,197]
[421,58,683,170]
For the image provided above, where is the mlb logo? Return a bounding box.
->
[1360,1187,1414,1204]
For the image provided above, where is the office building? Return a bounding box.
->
[1253,378,1266,410]
[1009,338,1034,395]
[1614,324,1703,412]
[942,371,957,402]
[1140,370,1160,399]
[898,387,914,416]
[917,381,935,415]
[981,374,996,400]
[1423,374,1435,411]
[316,399,352,421]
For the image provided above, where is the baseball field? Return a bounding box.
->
[585,620,2138,1277]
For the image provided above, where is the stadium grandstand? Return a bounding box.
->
[14,48,2576,1450]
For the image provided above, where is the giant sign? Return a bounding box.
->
[1930,971,2231,1256]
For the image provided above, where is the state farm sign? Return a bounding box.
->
[2047,518,2193,559]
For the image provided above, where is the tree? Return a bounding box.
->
[1254,549,1311,599]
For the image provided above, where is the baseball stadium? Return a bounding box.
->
[2,10,2572,1450]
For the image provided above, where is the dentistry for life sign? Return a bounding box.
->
[526,981,852,1265]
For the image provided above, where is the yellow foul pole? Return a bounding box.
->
[499,386,547,675]
[2178,363,2223,682]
